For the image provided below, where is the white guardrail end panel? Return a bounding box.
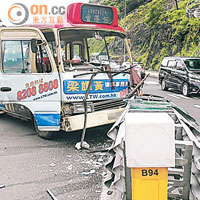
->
[125,112,175,168]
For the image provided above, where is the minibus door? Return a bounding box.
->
[0,29,61,131]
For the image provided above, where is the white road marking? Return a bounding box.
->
[167,94,180,99]
[175,94,189,99]
[194,105,200,109]
[144,81,159,85]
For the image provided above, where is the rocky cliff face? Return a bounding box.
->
[125,0,153,15]
[123,0,200,70]
[97,0,152,19]
[93,0,200,70]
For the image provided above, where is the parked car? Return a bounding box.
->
[158,57,200,96]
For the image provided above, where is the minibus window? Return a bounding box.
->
[59,29,127,71]
[88,35,126,66]
[1,40,52,74]
[73,44,82,61]
[2,41,25,73]
[35,41,52,73]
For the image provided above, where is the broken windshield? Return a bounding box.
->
[59,29,128,71]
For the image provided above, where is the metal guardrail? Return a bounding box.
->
[124,140,193,200]
[168,140,193,199]
[105,96,200,200]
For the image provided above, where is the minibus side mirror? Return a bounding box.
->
[31,39,38,53]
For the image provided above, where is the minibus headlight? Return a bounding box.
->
[62,103,94,115]
[71,103,94,114]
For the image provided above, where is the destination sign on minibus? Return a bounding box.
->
[81,4,113,24]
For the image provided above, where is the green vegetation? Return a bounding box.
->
[101,0,200,70]
[145,2,165,26]
[100,0,143,19]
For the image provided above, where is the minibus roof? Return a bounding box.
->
[27,3,126,35]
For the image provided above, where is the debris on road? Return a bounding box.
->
[49,163,56,167]
[47,188,58,200]
[97,158,104,162]
[102,172,107,178]
[0,185,5,189]
[107,190,113,195]
[75,141,90,150]
[92,161,103,167]
[66,164,73,170]
[81,169,96,175]
[87,148,109,153]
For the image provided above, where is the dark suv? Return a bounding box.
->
[159,57,200,96]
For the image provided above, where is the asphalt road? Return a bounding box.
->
[143,76,200,127]
[0,115,112,200]
[1,76,199,200]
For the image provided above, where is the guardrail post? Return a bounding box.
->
[125,112,175,200]
[123,141,132,200]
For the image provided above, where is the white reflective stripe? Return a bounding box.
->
[38,126,60,131]
[34,112,59,114]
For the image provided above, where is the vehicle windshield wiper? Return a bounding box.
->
[73,70,127,78]
[73,66,131,78]
[112,66,134,77]
[79,72,149,149]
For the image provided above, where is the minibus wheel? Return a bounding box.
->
[182,83,190,96]
[36,130,55,140]
[161,79,168,91]
[0,111,5,115]
[33,119,55,140]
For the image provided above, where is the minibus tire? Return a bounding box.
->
[0,111,5,115]
[36,130,55,140]
[161,79,168,91]
[34,119,55,140]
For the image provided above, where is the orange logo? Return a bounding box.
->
[8,3,29,25]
